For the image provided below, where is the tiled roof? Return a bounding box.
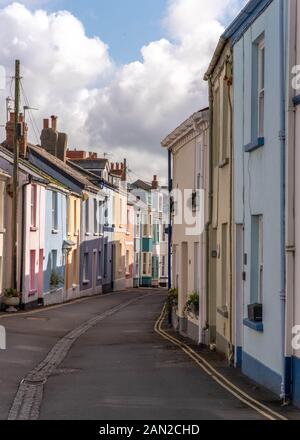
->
[28,144,100,193]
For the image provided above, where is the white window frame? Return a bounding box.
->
[258,39,265,138]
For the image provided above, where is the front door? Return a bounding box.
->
[38,249,44,300]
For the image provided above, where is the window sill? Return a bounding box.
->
[244,137,265,153]
[243,318,264,333]
[52,229,59,235]
[217,306,229,319]
[82,280,90,286]
[94,233,99,237]
[85,232,91,237]
[218,158,230,169]
[30,226,38,232]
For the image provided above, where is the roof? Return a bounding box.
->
[161,107,209,149]
[130,179,152,191]
[0,145,68,191]
[204,0,273,79]
[70,158,109,170]
[28,144,99,193]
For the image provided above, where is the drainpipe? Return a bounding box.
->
[226,56,234,365]
[279,0,289,403]
[205,77,214,335]
[168,148,172,290]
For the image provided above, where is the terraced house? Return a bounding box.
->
[162,108,209,344]
[204,24,235,363]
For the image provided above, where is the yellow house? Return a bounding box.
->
[204,40,234,362]
[110,163,127,291]
[65,193,81,299]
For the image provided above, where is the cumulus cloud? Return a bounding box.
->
[0,0,245,182]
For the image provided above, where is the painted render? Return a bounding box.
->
[232,0,287,395]
[162,108,209,344]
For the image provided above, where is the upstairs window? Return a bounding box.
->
[94,199,98,234]
[85,199,89,234]
[52,192,58,231]
[258,40,265,138]
[31,184,37,228]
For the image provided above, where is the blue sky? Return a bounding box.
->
[43,0,168,64]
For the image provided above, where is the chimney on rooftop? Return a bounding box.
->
[5,112,28,158]
[152,175,159,190]
[41,115,68,162]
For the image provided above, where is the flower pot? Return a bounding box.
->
[3,296,20,308]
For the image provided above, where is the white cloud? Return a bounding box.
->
[0,0,245,182]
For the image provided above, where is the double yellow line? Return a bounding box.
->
[155,306,288,421]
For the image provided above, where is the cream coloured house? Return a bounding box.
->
[162,108,209,343]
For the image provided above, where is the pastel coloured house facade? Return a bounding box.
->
[204,37,235,361]
[125,200,135,288]
[43,185,69,306]
[80,189,105,297]
[232,0,288,397]
[0,146,48,308]
[0,167,10,300]
[162,109,209,343]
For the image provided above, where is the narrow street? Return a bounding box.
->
[0,289,292,421]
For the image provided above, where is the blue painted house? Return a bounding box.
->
[231,0,289,398]
[43,186,69,306]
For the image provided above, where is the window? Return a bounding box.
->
[104,244,108,278]
[85,199,89,233]
[104,198,108,225]
[51,250,57,271]
[31,185,37,228]
[119,198,123,226]
[162,256,166,277]
[142,253,147,275]
[98,250,102,278]
[135,253,139,276]
[258,40,265,138]
[74,200,77,234]
[136,214,140,237]
[52,192,58,231]
[83,253,89,283]
[126,250,130,274]
[94,199,98,234]
[213,87,220,167]
[251,215,264,304]
[222,77,229,161]
[30,250,36,292]
[221,224,228,307]
[127,209,130,231]
[99,201,103,234]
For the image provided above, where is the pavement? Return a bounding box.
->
[0,289,299,420]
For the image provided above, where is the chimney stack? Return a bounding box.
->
[41,115,68,162]
[5,112,28,158]
[152,175,159,190]
[122,158,127,181]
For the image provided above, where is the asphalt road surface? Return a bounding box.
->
[0,289,275,420]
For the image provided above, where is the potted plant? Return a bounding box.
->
[166,288,178,325]
[50,270,64,291]
[185,292,200,318]
[3,288,20,312]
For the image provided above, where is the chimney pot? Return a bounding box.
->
[51,115,58,131]
[43,118,49,129]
